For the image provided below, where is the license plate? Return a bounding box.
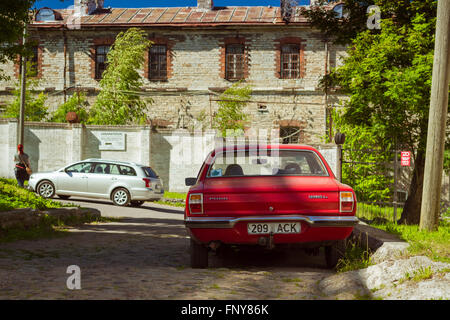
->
[247,222,301,235]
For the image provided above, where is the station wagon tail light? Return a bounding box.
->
[340,191,354,212]
[143,178,151,188]
[189,193,203,214]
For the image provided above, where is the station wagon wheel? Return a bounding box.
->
[37,180,55,199]
[111,188,131,206]
[190,238,208,269]
[325,240,346,269]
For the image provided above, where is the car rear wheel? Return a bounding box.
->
[190,238,208,269]
[37,180,55,199]
[111,188,131,206]
[325,240,346,269]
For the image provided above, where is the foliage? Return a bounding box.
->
[214,82,252,137]
[49,92,89,123]
[336,241,372,273]
[0,178,64,211]
[88,28,152,125]
[301,0,437,46]
[333,109,392,202]
[310,1,446,224]
[0,0,36,80]
[1,61,48,121]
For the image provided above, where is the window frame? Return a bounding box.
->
[148,44,168,81]
[280,44,300,79]
[225,44,245,81]
[95,45,110,80]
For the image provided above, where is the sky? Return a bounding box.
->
[33,0,311,10]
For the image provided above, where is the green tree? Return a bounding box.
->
[314,2,447,224]
[50,92,89,123]
[89,28,152,125]
[214,82,252,137]
[0,0,36,80]
[2,61,48,121]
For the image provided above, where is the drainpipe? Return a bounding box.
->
[324,40,331,141]
[63,27,67,103]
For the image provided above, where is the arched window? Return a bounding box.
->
[36,8,56,22]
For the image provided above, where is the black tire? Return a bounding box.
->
[325,240,346,269]
[190,238,208,269]
[130,200,144,207]
[111,188,131,206]
[37,180,55,199]
[58,195,71,200]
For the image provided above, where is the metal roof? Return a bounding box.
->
[31,6,314,28]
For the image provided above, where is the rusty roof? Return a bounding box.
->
[31,6,313,28]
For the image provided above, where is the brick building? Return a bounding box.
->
[0,0,346,144]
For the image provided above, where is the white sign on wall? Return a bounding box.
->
[98,132,126,151]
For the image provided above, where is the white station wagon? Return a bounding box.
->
[29,159,164,206]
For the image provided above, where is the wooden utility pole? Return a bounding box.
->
[18,26,27,146]
[420,0,450,231]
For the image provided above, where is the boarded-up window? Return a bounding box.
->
[281,44,300,79]
[226,44,245,80]
[95,45,110,79]
[149,45,167,80]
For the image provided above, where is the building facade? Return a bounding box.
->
[0,0,346,144]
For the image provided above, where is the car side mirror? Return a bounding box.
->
[185,177,197,186]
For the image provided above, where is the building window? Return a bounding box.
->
[95,45,110,79]
[280,126,300,144]
[226,44,245,80]
[281,44,300,79]
[149,45,167,80]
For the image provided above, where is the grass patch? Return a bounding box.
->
[356,202,403,223]
[399,266,434,284]
[0,178,75,211]
[337,241,372,273]
[371,220,450,263]
[163,191,187,200]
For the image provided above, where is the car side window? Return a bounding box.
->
[93,163,119,175]
[66,162,93,173]
[119,165,136,176]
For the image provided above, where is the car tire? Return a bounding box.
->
[130,200,144,207]
[190,238,208,269]
[111,188,131,206]
[37,180,55,199]
[58,195,71,200]
[325,240,346,269]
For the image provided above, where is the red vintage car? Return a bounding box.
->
[184,144,358,268]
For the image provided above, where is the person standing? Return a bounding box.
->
[14,144,31,187]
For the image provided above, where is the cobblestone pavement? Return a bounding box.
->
[0,200,341,300]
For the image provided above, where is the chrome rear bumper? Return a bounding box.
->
[185,215,359,229]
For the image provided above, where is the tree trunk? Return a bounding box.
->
[399,149,426,225]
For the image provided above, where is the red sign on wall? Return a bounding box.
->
[401,151,411,167]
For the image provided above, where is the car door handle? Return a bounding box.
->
[111,177,117,181]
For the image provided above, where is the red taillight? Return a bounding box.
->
[188,193,203,214]
[340,191,354,212]
[143,178,151,188]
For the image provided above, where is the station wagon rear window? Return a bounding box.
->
[207,150,328,177]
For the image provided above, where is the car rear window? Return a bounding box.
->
[142,166,159,178]
[207,149,328,177]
